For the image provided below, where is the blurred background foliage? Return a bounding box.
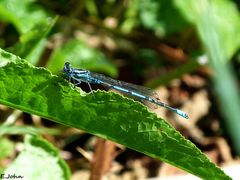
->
[0,0,240,179]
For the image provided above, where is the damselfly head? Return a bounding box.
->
[63,62,73,75]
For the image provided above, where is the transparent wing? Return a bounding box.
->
[90,72,189,119]
[90,72,161,105]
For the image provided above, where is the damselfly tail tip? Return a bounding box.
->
[176,109,189,119]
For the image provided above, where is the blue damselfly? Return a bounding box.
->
[63,62,189,119]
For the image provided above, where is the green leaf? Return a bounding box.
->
[0,48,230,179]
[0,0,52,34]
[0,137,15,159]
[138,0,190,36]
[4,135,71,180]
[6,16,58,65]
[0,124,60,136]
[175,0,240,60]
[47,39,118,77]
[0,0,56,65]
[175,0,240,155]
[121,0,138,33]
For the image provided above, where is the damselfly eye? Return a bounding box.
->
[64,62,71,69]
[63,62,72,73]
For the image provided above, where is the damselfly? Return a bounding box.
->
[63,62,189,119]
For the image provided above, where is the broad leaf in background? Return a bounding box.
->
[138,0,190,36]
[0,137,15,159]
[7,16,58,65]
[4,135,71,180]
[47,39,118,77]
[0,0,52,34]
[0,49,230,179]
[0,0,57,65]
[175,0,240,59]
